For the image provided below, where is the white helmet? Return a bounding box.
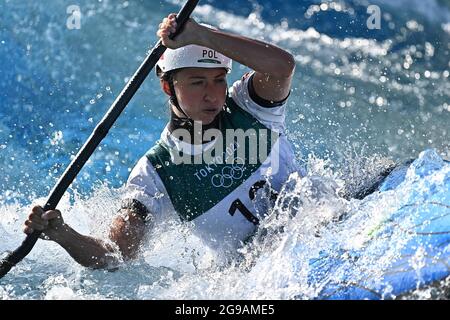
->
[157,44,232,74]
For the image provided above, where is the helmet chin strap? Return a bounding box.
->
[168,79,194,127]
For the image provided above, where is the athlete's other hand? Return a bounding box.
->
[157,13,204,49]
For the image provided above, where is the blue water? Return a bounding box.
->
[0,0,449,299]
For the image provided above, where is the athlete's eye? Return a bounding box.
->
[215,78,226,83]
[191,81,204,86]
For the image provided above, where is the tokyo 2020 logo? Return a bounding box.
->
[211,157,245,188]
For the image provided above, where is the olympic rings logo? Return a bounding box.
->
[211,157,245,188]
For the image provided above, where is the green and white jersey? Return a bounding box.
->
[125,72,301,253]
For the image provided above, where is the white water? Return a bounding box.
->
[1,151,449,300]
[1,0,450,299]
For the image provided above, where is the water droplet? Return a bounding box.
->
[376,97,384,107]
[154,192,164,199]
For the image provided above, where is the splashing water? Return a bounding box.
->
[1,0,450,299]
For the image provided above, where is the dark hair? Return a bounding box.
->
[157,66,178,107]
[157,67,192,122]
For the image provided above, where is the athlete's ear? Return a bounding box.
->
[160,80,172,96]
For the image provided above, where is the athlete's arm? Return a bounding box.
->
[109,208,147,261]
[158,14,295,104]
[24,206,147,269]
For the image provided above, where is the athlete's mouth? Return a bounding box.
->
[203,108,219,113]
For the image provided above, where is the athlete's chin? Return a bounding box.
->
[200,111,220,125]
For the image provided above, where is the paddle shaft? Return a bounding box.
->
[0,0,200,279]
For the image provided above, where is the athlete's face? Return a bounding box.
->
[169,67,228,125]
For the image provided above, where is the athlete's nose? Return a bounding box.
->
[204,93,217,103]
[203,83,218,103]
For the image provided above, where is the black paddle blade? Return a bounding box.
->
[0,231,41,278]
[0,259,13,278]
